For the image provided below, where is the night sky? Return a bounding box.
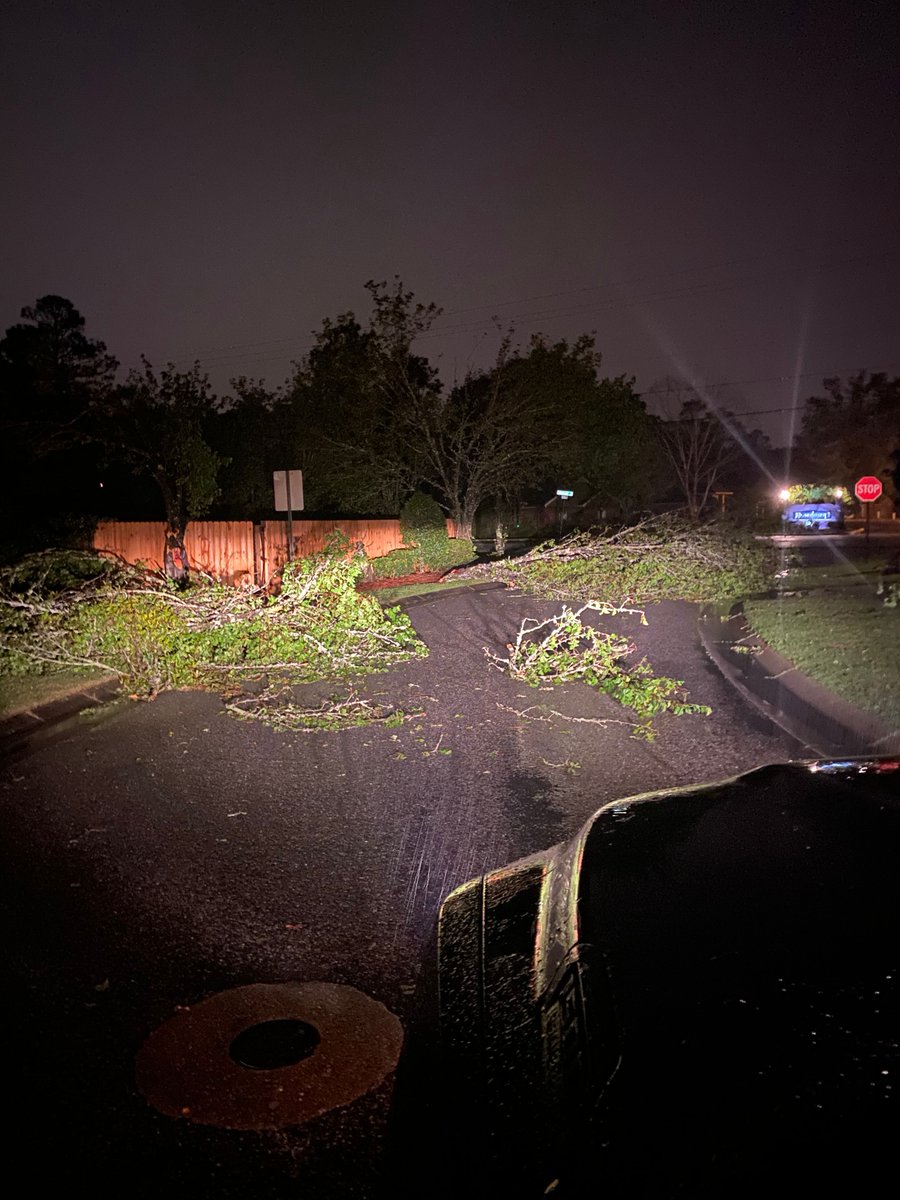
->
[3,0,898,444]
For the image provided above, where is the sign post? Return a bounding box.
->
[555,488,574,538]
[854,475,883,550]
[273,470,304,563]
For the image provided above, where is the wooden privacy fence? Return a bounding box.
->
[93,518,459,587]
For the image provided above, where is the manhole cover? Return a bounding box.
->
[135,981,404,1129]
[229,1018,321,1070]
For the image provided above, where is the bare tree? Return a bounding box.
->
[411,334,570,538]
[649,377,737,521]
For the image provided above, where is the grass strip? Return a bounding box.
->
[0,667,113,718]
[744,583,900,726]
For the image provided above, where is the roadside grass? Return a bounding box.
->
[373,578,480,604]
[0,667,113,719]
[776,557,888,591]
[744,560,900,726]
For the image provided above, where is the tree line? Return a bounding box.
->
[1,284,897,577]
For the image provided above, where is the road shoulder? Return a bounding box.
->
[699,603,899,756]
[0,674,120,747]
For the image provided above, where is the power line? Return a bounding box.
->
[738,405,805,416]
[151,241,900,370]
[413,249,900,342]
[641,363,900,407]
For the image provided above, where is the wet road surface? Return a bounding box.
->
[0,587,801,1196]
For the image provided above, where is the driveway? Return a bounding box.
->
[0,586,801,1196]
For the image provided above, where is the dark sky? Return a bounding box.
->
[3,0,898,444]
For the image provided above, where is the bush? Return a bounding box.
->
[369,491,475,578]
[437,537,477,570]
[370,547,425,579]
[0,548,124,596]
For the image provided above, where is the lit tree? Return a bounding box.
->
[94,360,223,583]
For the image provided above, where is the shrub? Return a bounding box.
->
[368,491,475,578]
[437,537,477,570]
[370,547,424,579]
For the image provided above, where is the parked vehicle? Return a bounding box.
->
[438,759,899,1196]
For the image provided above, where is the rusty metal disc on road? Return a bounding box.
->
[135,981,404,1130]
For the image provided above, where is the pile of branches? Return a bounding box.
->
[455,515,773,603]
[0,549,140,674]
[0,544,427,725]
[485,600,710,740]
[225,685,415,733]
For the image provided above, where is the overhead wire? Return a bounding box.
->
[147,240,900,374]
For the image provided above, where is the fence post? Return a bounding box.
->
[259,522,268,587]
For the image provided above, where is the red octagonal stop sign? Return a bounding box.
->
[855,475,883,502]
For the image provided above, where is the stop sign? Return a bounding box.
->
[854,476,883,502]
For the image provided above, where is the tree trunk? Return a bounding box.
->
[454,511,475,540]
[164,523,190,585]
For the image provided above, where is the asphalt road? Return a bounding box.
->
[0,586,802,1197]
[771,528,900,567]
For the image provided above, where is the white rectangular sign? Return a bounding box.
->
[273,469,304,512]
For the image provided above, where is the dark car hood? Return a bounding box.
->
[577,760,900,997]
[438,759,900,1195]
[564,760,900,1186]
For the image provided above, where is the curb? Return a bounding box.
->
[0,586,509,745]
[383,581,508,610]
[0,675,120,750]
[699,603,899,757]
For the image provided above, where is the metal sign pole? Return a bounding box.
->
[286,471,294,563]
[273,470,303,567]
[554,488,573,538]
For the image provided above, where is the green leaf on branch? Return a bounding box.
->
[486,600,711,740]
[0,540,428,729]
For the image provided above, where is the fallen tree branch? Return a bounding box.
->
[497,701,632,728]
[225,687,414,732]
[488,602,711,741]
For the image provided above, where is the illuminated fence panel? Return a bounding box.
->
[94,518,460,586]
[93,521,256,581]
[185,521,256,583]
[260,519,404,578]
[93,521,166,570]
